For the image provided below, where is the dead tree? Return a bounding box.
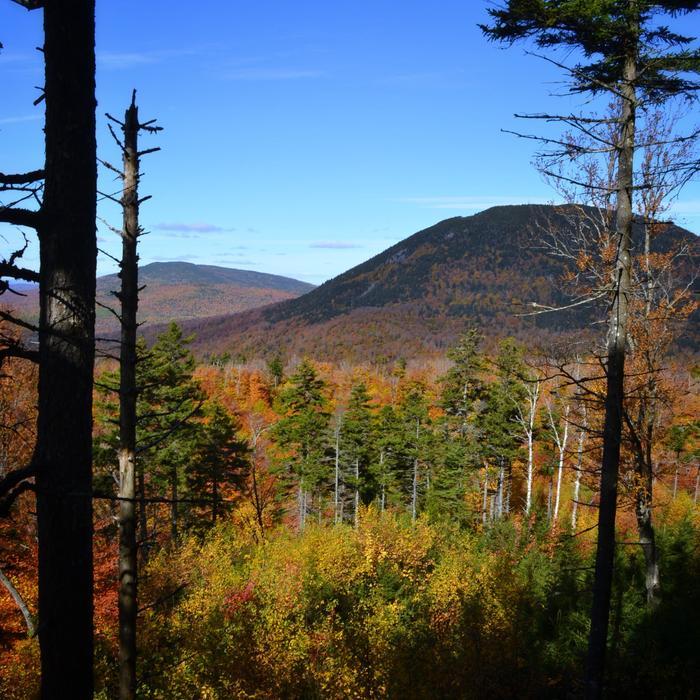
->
[103,91,161,700]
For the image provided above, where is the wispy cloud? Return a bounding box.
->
[395,195,550,210]
[218,257,257,266]
[153,222,235,234]
[149,254,202,262]
[222,67,325,81]
[310,241,363,249]
[97,48,198,71]
[0,114,42,126]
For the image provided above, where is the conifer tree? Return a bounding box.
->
[373,404,404,511]
[481,339,528,519]
[340,382,376,525]
[397,381,432,521]
[273,359,331,528]
[482,3,700,694]
[187,401,249,529]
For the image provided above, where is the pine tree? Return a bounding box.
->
[273,359,331,528]
[480,339,528,520]
[482,3,700,694]
[187,401,249,529]
[397,381,432,521]
[340,382,376,525]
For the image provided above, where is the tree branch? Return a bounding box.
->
[0,206,40,229]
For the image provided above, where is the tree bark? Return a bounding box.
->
[571,410,587,532]
[584,49,636,700]
[118,94,140,700]
[35,2,96,697]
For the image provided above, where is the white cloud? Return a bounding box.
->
[310,241,363,249]
[0,114,42,125]
[97,48,198,71]
[153,222,235,233]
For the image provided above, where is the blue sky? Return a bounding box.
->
[2,1,700,283]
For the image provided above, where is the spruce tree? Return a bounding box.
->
[273,359,331,528]
[187,401,249,529]
[340,382,376,524]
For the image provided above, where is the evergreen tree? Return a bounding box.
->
[136,323,204,542]
[482,4,700,693]
[480,339,528,520]
[373,404,405,511]
[340,382,376,524]
[273,359,331,528]
[439,329,485,437]
[95,323,205,545]
[397,381,432,520]
[434,330,488,522]
[187,401,249,530]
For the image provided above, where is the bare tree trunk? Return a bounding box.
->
[482,469,488,526]
[549,403,570,524]
[411,418,419,522]
[572,418,587,531]
[36,3,96,696]
[0,566,35,637]
[694,464,699,505]
[585,51,636,700]
[170,467,178,542]
[117,94,139,700]
[521,379,540,515]
[673,465,679,499]
[354,457,359,528]
[379,451,385,512]
[334,420,340,524]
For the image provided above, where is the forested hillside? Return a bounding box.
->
[177,205,699,361]
[6,262,315,334]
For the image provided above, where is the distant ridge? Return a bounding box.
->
[98,261,314,295]
[5,261,315,333]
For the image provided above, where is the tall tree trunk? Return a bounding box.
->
[411,418,419,522]
[379,450,385,512]
[36,3,96,697]
[553,404,570,524]
[0,566,35,637]
[354,457,359,527]
[585,50,636,700]
[334,421,340,524]
[572,417,586,532]
[170,467,178,542]
[118,94,140,700]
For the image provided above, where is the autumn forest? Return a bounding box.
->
[1,2,700,699]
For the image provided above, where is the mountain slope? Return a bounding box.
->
[5,262,315,333]
[177,204,699,360]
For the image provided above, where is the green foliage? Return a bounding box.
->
[480,1,700,99]
[273,358,332,508]
[186,401,249,530]
[127,510,700,698]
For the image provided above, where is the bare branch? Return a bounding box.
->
[0,206,39,229]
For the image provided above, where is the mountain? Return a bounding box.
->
[174,204,699,361]
[4,262,315,333]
